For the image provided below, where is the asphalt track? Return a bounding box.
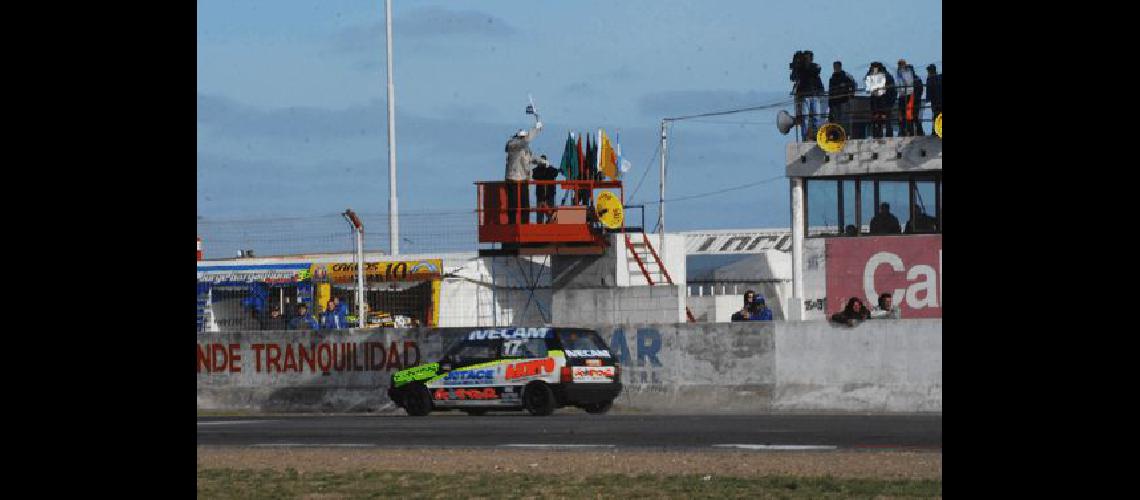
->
[198,413,941,450]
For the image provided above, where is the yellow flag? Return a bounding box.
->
[599,129,618,179]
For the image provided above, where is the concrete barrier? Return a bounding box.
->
[196,319,940,413]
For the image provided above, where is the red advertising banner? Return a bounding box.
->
[825,235,942,318]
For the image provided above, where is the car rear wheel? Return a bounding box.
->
[523,382,556,416]
[404,384,433,416]
[583,400,613,414]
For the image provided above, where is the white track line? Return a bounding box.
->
[500,444,616,449]
[196,420,266,426]
[713,444,838,451]
[251,444,377,448]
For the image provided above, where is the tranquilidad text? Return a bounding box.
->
[196,341,421,374]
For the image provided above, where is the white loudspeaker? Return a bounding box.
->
[776,110,795,135]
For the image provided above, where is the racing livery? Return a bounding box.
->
[388,328,622,416]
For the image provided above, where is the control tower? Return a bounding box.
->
[784,119,942,320]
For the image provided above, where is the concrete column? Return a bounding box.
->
[789,177,805,320]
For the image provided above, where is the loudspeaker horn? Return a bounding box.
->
[776,110,795,135]
[816,123,847,153]
[934,113,942,138]
[594,191,625,230]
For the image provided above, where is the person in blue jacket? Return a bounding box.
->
[321,298,349,330]
[749,294,774,321]
[288,303,320,330]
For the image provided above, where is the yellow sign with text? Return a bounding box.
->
[312,259,443,284]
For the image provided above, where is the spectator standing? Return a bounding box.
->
[531,154,560,223]
[321,298,348,330]
[828,61,857,132]
[865,63,888,138]
[883,64,897,137]
[896,59,916,136]
[869,202,902,234]
[910,65,925,136]
[870,292,902,319]
[831,297,871,326]
[288,303,320,330]
[265,306,287,330]
[504,121,543,224]
[791,50,825,141]
[926,64,942,120]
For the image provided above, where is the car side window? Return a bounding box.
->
[451,341,499,365]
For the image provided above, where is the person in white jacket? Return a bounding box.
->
[865,64,888,138]
[503,121,542,224]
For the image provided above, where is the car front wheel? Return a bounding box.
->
[403,384,433,416]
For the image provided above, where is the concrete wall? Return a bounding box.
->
[772,319,942,412]
[198,319,940,414]
[552,286,685,325]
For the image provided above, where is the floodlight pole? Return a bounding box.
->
[344,209,367,328]
[659,119,668,264]
[385,0,399,255]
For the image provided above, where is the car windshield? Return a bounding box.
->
[556,330,607,351]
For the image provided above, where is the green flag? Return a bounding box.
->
[558,132,578,180]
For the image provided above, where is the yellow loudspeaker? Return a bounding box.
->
[816,123,846,153]
[934,113,942,138]
[594,191,624,230]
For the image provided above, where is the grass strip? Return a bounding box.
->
[198,468,941,499]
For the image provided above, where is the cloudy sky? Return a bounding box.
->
[198,0,941,247]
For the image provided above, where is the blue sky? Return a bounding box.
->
[198,0,941,239]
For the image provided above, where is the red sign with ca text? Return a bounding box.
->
[825,235,942,318]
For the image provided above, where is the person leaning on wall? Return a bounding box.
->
[870,292,901,319]
[731,290,757,322]
[830,297,871,326]
[749,294,774,321]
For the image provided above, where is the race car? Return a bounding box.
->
[388,327,622,416]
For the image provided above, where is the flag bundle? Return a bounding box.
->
[555,127,626,205]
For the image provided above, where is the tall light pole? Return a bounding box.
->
[385,0,399,255]
[658,119,669,264]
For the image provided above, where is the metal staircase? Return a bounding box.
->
[623,233,696,322]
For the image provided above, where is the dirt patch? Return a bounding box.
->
[198,447,941,480]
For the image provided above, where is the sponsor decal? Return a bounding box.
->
[564,349,611,358]
[825,235,942,318]
[685,230,793,254]
[315,259,443,284]
[433,387,499,401]
[392,363,439,387]
[572,366,615,382]
[467,328,552,341]
[442,369,495,384]
[500,386,521,402]
[585,359,602,367]
[505,358,556,380]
